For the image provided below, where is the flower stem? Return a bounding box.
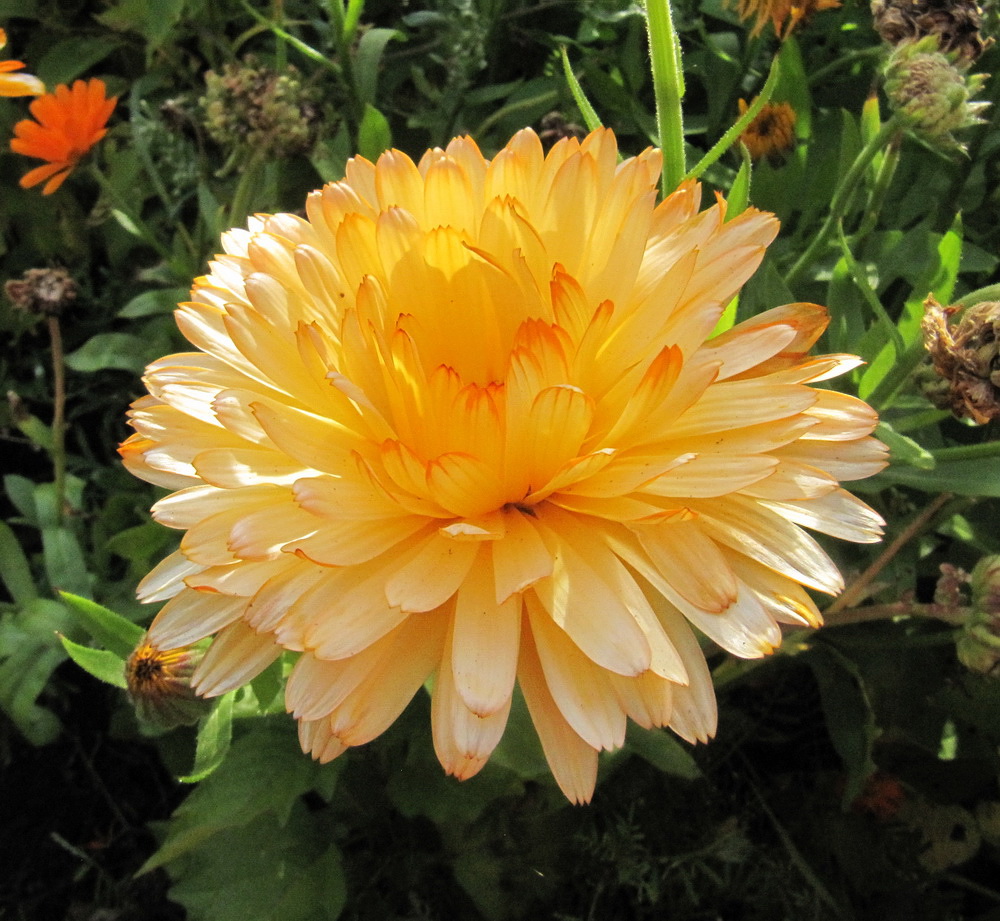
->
[785,118,901,290]
[47,315,67,525]
[644,0,686,194]
[227,149,266,228]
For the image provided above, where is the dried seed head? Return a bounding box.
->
[4,267,77,318]
[921,296,1000,423]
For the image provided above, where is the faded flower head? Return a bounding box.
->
[738,98,797,164]
[883,35,989,153]
[871,0,992,64]
[921,295,1000,423]
[201,59,318,160]
[10,78,117,195]
[5,267,77,317]
[0,28,43,97]
[121,128,886,803]
[126,635,210,727]
[731,0,841,38]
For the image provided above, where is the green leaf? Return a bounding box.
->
[808,643,878,805]
[0,521,37,606]
[96,0,186,48]
[165,809,346,921]
[59,634,128,688]
[42,526,91,597]
[561,46,603,133]
[625,723,701,779]
[354,27,404,106]
[875,420,935,469]
[119,287,187,318]
[36,37,121,85]
[58,592,144,658]
[356,103,392,162]
[142,720,327,872]
[64,332,150,373]
[179,693,235,783]
[873,453,1000,496]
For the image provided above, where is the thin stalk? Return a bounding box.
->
[47,315,66,525]
[854,133,901,240]
[644,0,686,194]
[825,491,954,615]
[785,118,900,290]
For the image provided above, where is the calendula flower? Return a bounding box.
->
[732,0,841,38]
[10,78,117,195]
[121,128,886,803]
[738,98,797,164]
[0,28,43,97]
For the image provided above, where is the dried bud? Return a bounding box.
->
[921,296,1000,423]
[883,36,989,153]
[738,99,797,165]
[125,634,211,728]
[4,267,77,317]
[538,111,586,148]
[956,555,1000,676]
[871,0,993,64]
[201,58,319,159]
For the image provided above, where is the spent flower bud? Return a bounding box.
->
[5,267,78,318]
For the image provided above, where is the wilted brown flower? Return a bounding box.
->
[922,296,1000,423]
[5,267,78,317]
[871,0,992,64]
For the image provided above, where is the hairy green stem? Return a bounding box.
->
[47,315,66,525]
[644,0,686,194]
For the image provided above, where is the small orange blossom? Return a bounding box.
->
[10,78,117,195]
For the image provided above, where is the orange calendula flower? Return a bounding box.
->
[732,0,840,37]
[10,78,117,195]
[739,98,798,164]
[0,28,43,97]
[121,128,886,803]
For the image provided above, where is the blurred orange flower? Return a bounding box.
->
[0,28,43,97]
[10,78,117,195]
[732,0,840,37]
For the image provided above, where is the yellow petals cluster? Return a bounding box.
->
[121,128,886,802]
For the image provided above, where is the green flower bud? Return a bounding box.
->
[956,555,1000,676]
[883,35,989,153]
